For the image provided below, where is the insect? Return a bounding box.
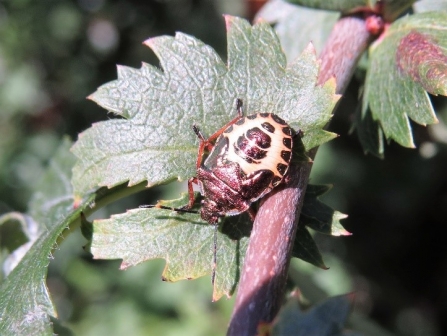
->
[142,98,297,282]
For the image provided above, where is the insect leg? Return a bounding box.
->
[193,125,212,168]
[139,177,199,213]
[139,204,199,214]
[181,177,198,210]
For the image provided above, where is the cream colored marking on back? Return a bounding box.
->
[223,114,292,177]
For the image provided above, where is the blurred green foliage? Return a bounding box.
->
[0,0,235,334]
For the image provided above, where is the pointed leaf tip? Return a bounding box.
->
[143,37,154,47]
[303,42,317,57]
[224,15,248,30]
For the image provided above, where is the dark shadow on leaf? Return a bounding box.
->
[291,226,328,269]
[220,212,252,240]
[80,212,93,240]
[148,214,206,226]
[230,239,242,294]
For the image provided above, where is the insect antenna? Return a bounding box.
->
[139,204,199,214]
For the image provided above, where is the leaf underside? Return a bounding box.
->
[362,12,447,149]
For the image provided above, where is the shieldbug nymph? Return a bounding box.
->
[142,99,297,283]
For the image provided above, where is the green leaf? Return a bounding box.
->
[290,184,349,269]
[268,290,355,336]
[256,0,339,61]
[0,138,85,336]
[301,184,350,237]
[284,0,368,12]
[89,202,250,301]
[72,15,338,195]
[303,129,338,154]
[354,105,385,158]
[75,16,338,300]
[291,225,328,269]
[89,184,347,298]
[363,12,446,148]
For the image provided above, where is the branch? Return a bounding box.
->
[227,15,376,336]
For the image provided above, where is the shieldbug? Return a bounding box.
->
[143,99,297,282]
[148,99,295,220]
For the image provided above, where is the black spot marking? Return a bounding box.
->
[234,146,256,164]
[260,113,269,118]
[271,114,287,125]
[250,147,267,160]
[282,126,293,136]
[236,135,249,151]
[236,136,267,160]
[224,124,234,133]
[235,118,245,126]
[246,114,257,120]
[281,150,291,162]
[261,122,275,133]
[272,176,282,186]
[277,163,287,176]
[246,127,271,149]
[283,138,292,149]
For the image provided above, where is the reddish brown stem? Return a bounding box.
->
[227,16,375,336]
